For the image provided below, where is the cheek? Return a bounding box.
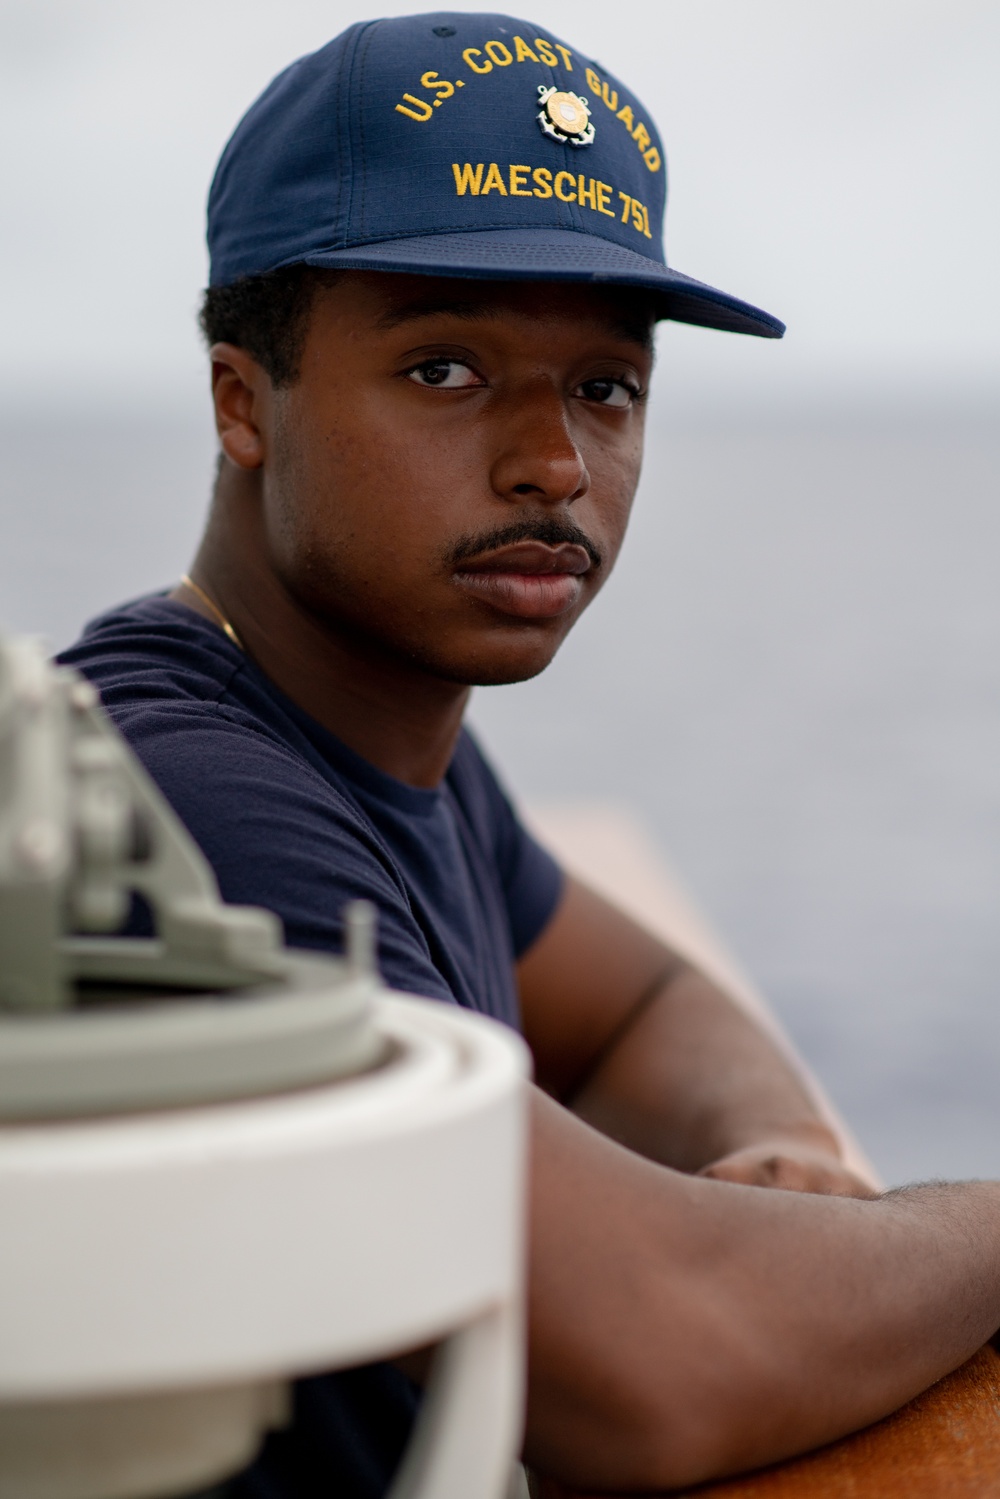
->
[265,413,453,598]
[364,417,486,543]
[580,438,643,562]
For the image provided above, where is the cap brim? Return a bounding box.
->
[297,228,783,338]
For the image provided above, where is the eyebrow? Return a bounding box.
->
[374,294,654,350]
[375,296,497,330]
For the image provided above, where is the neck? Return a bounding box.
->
[175,468,470,788]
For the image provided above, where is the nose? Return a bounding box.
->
[488,380,590,506]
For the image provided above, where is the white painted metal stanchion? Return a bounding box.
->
[0,996,529,1499]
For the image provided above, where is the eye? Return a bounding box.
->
[576,377,640,409]
[406,358,482,389]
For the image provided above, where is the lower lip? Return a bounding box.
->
[454,570,584,619]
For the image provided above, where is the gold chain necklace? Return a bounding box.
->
[179,574,244,651]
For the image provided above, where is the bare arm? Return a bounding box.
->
[519,876,875,1193]
[525,1088,1000,1489]
[512,872,989,1486]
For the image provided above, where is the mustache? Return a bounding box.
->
[446,516,603,571]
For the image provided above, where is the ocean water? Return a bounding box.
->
[2,401,997,1186]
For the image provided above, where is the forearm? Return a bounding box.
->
[673,1178,1000,1480]
[526,1092,1000,1489]
[568,960,840,1173]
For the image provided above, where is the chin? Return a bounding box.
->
[411,630,566,688]
[466,660,555,687]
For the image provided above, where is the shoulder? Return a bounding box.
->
[60,593,250,715]
[60,592,342,826]
[60,597,431,974]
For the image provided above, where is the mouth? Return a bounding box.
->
[453,541,593,620]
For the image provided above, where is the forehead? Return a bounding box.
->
[318,270,656,348]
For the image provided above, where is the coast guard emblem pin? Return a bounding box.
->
[537,86,595,147]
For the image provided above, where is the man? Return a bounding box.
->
[61,13,1000,1496]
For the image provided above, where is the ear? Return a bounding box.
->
[209,343,272,470]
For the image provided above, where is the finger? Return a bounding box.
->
[700,1154,878,1198]
[699,1157,782,1187]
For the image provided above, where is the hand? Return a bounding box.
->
[698,1139,879,1198]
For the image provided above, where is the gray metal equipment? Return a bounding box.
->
[0,634,529,1499]
[0,633,382,1119]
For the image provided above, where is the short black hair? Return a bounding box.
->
[198,266,339,386]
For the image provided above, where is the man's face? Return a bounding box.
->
[259,271,654,686]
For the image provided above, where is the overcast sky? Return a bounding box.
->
[1,0,997,410]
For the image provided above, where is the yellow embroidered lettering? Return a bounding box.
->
[481,162,508,195]
[618,190,631,223]
[601,82,618,111]
[452,162,485,195]
[396,94,433,122]
[554,44,573,69]
[643,147,661,173]
[578,175,597,210]
[616,103,635,132]
[513,36,539,63]
[509,164,532,196]
[630,198,644,233]
[554,170,577,202]
[632,122,651,153]
[585,67,602,93]
[534,38,558,67]
[532,166,553,198]
[596,180,614,216]
[421,71,455,100]
[463,47,491,73]
[484,39,513,66]
[641,202,652,238]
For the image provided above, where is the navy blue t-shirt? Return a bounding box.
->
[59,593,563,1498]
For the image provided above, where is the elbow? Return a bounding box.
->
[522,1339,747,1490]
[524,1379,743,1492]
[523,1305,823,1491]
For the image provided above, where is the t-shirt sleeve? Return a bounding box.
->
[107,701,459,1005]
[451,732,565,959]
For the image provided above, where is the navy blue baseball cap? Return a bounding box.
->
[208,12,784,338]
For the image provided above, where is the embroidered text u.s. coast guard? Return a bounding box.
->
[394,34,662,174]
